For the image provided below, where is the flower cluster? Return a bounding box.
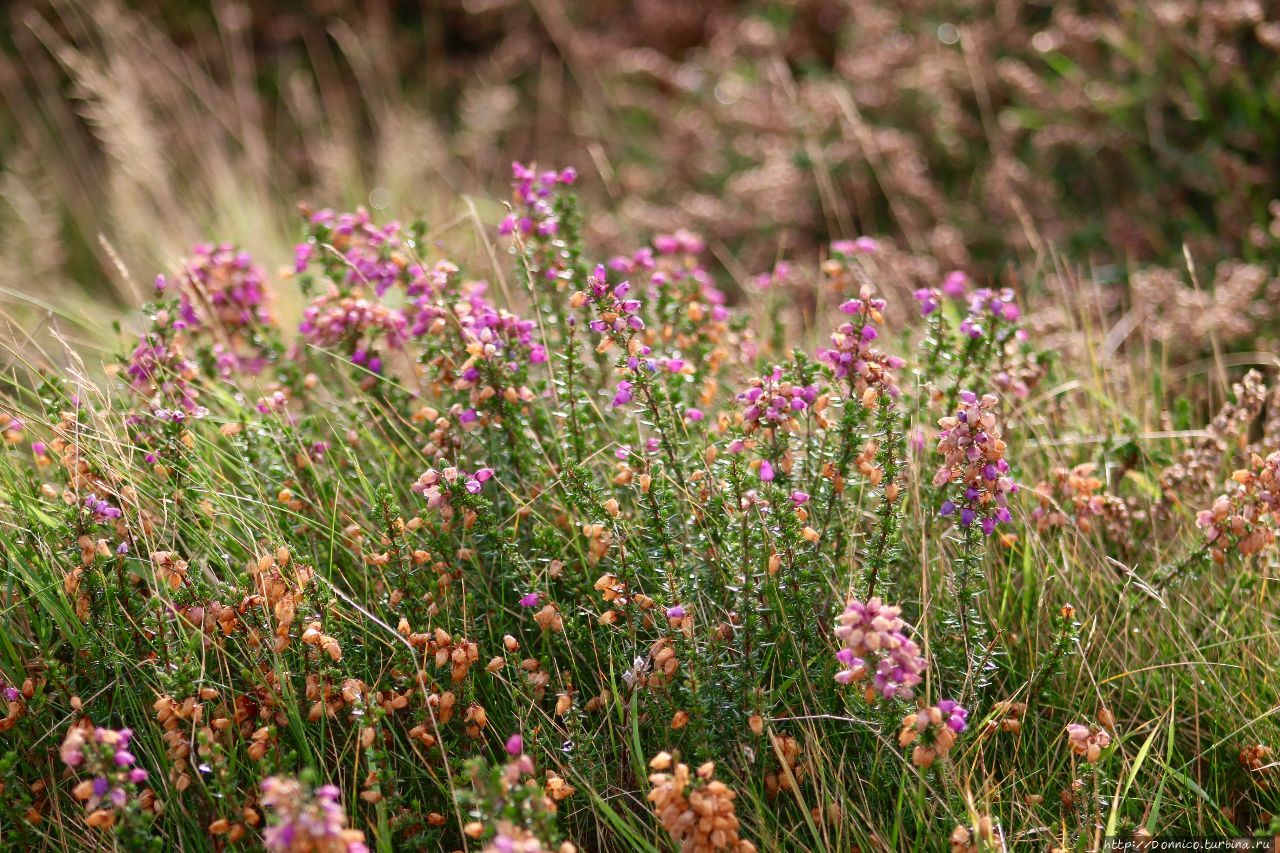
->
[60,723,150,831]
[1065,722,1112,763]
[935,391,1015,534]
[734,367,821,434]
[297,288,409,374]
[500,163,578,240]
[609,230,742,394]
[411,466,493,521]
[456,739,575,853]
[959,287,1023,342]
[573,264,646,340]
[444,281,546,413]
[296,207,420,298]
[915,271,971,316]
[818,284,905,405]
[608,230,726,319]
[125,333,203,415]
[167,242,272,331]
[495,163,580,291]
[571,265,655,408]
[834,597,927,700]
[260,775,368,853]
[1030,463,1130,536]
[1196,452,1280,563]
[898,700,968,768]
[647,753,756,853]
[83,492,122,523]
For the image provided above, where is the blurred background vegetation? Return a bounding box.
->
[2,0,1279,320]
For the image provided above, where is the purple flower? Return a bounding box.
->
[913,288,940,316]
[934,392,1014,534]
[611,381,634,408]
[942,271,968,298]
[519,592,540,607]
[834,597,926,699]
[505,733,524,755]
[666,605,686,619]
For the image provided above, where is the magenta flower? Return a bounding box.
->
[817,281,903,403]
[942,270,969,298]
[934,391,1016,534]
[834,597,926,700]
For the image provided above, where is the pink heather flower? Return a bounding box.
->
[412,467,489,520]
[1196,452,1280,562]
[60,727,86,767]
[790,491,810,505]
[942,271,969,298]
[31,441,47,456]
[1065,723,1111,763]
[735,367,820,434]
[834,597,927,700]
[832,237,878,256]
[935,700,969,733]
[500,163,579,280]
[174,243,272,331]
[261,776,368,853]
[934,391,1015,534]
[759,459,775,482]
[60,724,150,816]
[84,493,122,522]
[519,592,540,607]
[899,700,968,767]
[684,408,705,422]
[505,733,524,756]
[665,605,686,619]
[817,282,902,403]
[910,429,927,453]
[611,381,634,408]
[959,287,1023,341]
[749,260,794,290]
[913,288,941,316]
[125,333,202,414]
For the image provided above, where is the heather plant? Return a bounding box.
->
[3,155,1280,853]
